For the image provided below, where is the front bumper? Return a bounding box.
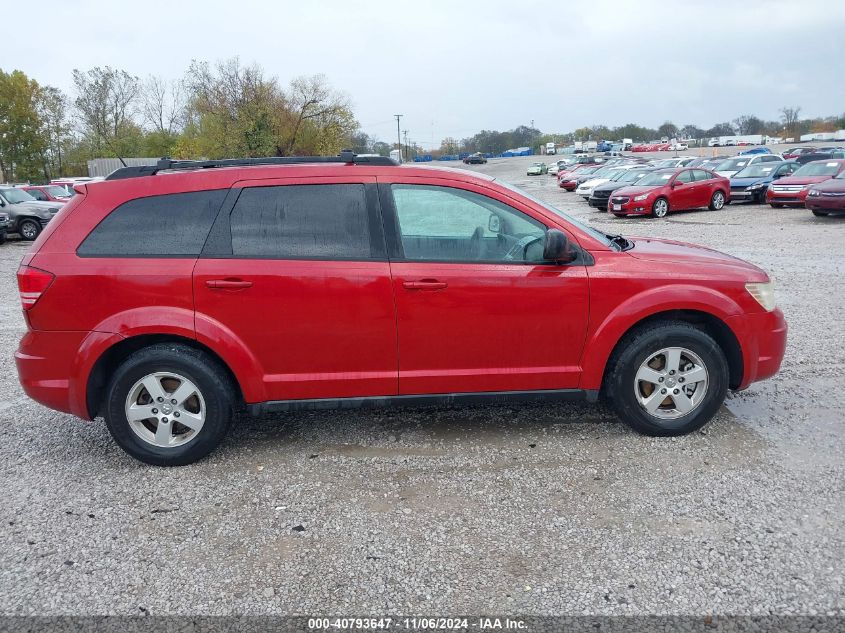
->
[767,188,808,206]
[589,196,611,208]
[725,307,788,390]
[608,198,651,215]
[730,188,765,201]
[806,194,845,211]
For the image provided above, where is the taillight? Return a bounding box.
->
[17,265,55,310]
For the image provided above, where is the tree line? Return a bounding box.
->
[0,59,360,182]
[456,108,845,156]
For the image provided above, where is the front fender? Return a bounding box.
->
[579,284,744,390]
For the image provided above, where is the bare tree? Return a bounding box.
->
[36,85,71,178]
[780,106,801,137]
[72,66,140,165]
[140,75,186,135]
[281,74,354,155]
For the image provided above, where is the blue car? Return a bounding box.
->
[729,160,800,203]
[739,147,772,155]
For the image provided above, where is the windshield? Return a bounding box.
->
[619,169,653,183]
[588,167,617,178]
[633,172,674,186]
[715,158,751,172]
[734,164,777,178]
[43,185,72,198]
[496,180,613,247]
[0,188,36,203]
[651,159,678,168]
[794,161,842,177]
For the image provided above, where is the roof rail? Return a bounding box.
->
[104,150,399,181]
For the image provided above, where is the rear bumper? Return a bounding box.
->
[16,329,123,420]
[725,308,788,390]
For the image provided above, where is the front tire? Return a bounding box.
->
[104,343,235,466]
[811,210,829,217]
[18,219,41,241]
[606,322,729,436]
[652,197,669,218]
[709,190,726,210]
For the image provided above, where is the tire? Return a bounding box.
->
[18,219,41,241]
[651,197,669,218]
[606,321,729,436]
[103,343,235,466]
[770,203,784,209]
[812,210,829,216]
[709,190,726,210]
[0,230,6,245]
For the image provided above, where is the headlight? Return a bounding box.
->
[807,189,820,197]
[633,194,649,201]
[748,183,764,190]
[745,281,776,312]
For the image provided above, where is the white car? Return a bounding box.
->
[649,157,696,169]
[670,143,689,151]
[574,166,633,198]
[714,154,784,178]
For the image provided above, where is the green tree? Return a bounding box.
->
[0,69,46,181]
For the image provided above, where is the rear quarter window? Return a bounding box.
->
[77,190,227,257]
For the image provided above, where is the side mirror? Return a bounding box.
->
[543,229,577,264]
[488,214,501,233]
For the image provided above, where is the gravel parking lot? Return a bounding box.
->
[1,155,843,618]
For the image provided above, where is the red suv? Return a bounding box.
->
[15,154,787,465]
[609,168,730,217]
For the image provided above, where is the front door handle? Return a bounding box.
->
[206,279,253,290]
[403,280,448,291]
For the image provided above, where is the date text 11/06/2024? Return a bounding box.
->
[307,617,527,630]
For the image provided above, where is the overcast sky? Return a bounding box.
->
[5,0,844,148]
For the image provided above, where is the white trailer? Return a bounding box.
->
[545,142,556,155]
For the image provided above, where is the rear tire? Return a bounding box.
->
[606,322,729,436]
[709,190,726,210]
[103,343,235,466]
[18,219,41,241]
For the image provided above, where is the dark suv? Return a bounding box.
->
[16,153,787,465]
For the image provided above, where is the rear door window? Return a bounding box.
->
[229,184,374,260]
[78,190,227,257]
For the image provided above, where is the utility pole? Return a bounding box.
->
[394,114,403,162]
[403,130,409,161]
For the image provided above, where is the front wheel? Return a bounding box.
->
[812,210,829,216]
[652,197,669,218]
[104,343,235,466]
[770,203,784,209]
[709,190,726,210]
[606,322,728,436]
[18,219,41,241]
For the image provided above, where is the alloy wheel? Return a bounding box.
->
[712,192,725,209]
[654,199,668,218]
[124,372,206,448]
[634,347,709,420]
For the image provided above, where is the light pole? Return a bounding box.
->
[394,114,403,162]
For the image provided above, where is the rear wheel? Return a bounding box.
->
[18,219,41,241]
[606,322,728,436]
[812,210,829,216]
[652,197,669,218]
[709,190,726,210]
[104,343,235,466]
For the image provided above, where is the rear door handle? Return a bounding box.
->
[206,279,253,290]
[403,280,448,291]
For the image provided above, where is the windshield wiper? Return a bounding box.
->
[607,233,634,251]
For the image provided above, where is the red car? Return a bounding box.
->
[559,165,601,190]
[15,153,786,465]
[782,147,817,160]
[766,159,845,208]
[609,168,730,217]
[20,185,73,203]
[804,171,845,216]
[557,163,599,184]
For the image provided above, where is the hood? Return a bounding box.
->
[6,200,60,213]
[730,176,771,187]
[775,175,832,185]
[716,170,741,177]
[629,237,767,278]
[578,177,610,189]
[594,181,628,193]
[809,178,845,192]
[613,185,660,197]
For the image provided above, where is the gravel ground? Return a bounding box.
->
[1,156,843,618]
